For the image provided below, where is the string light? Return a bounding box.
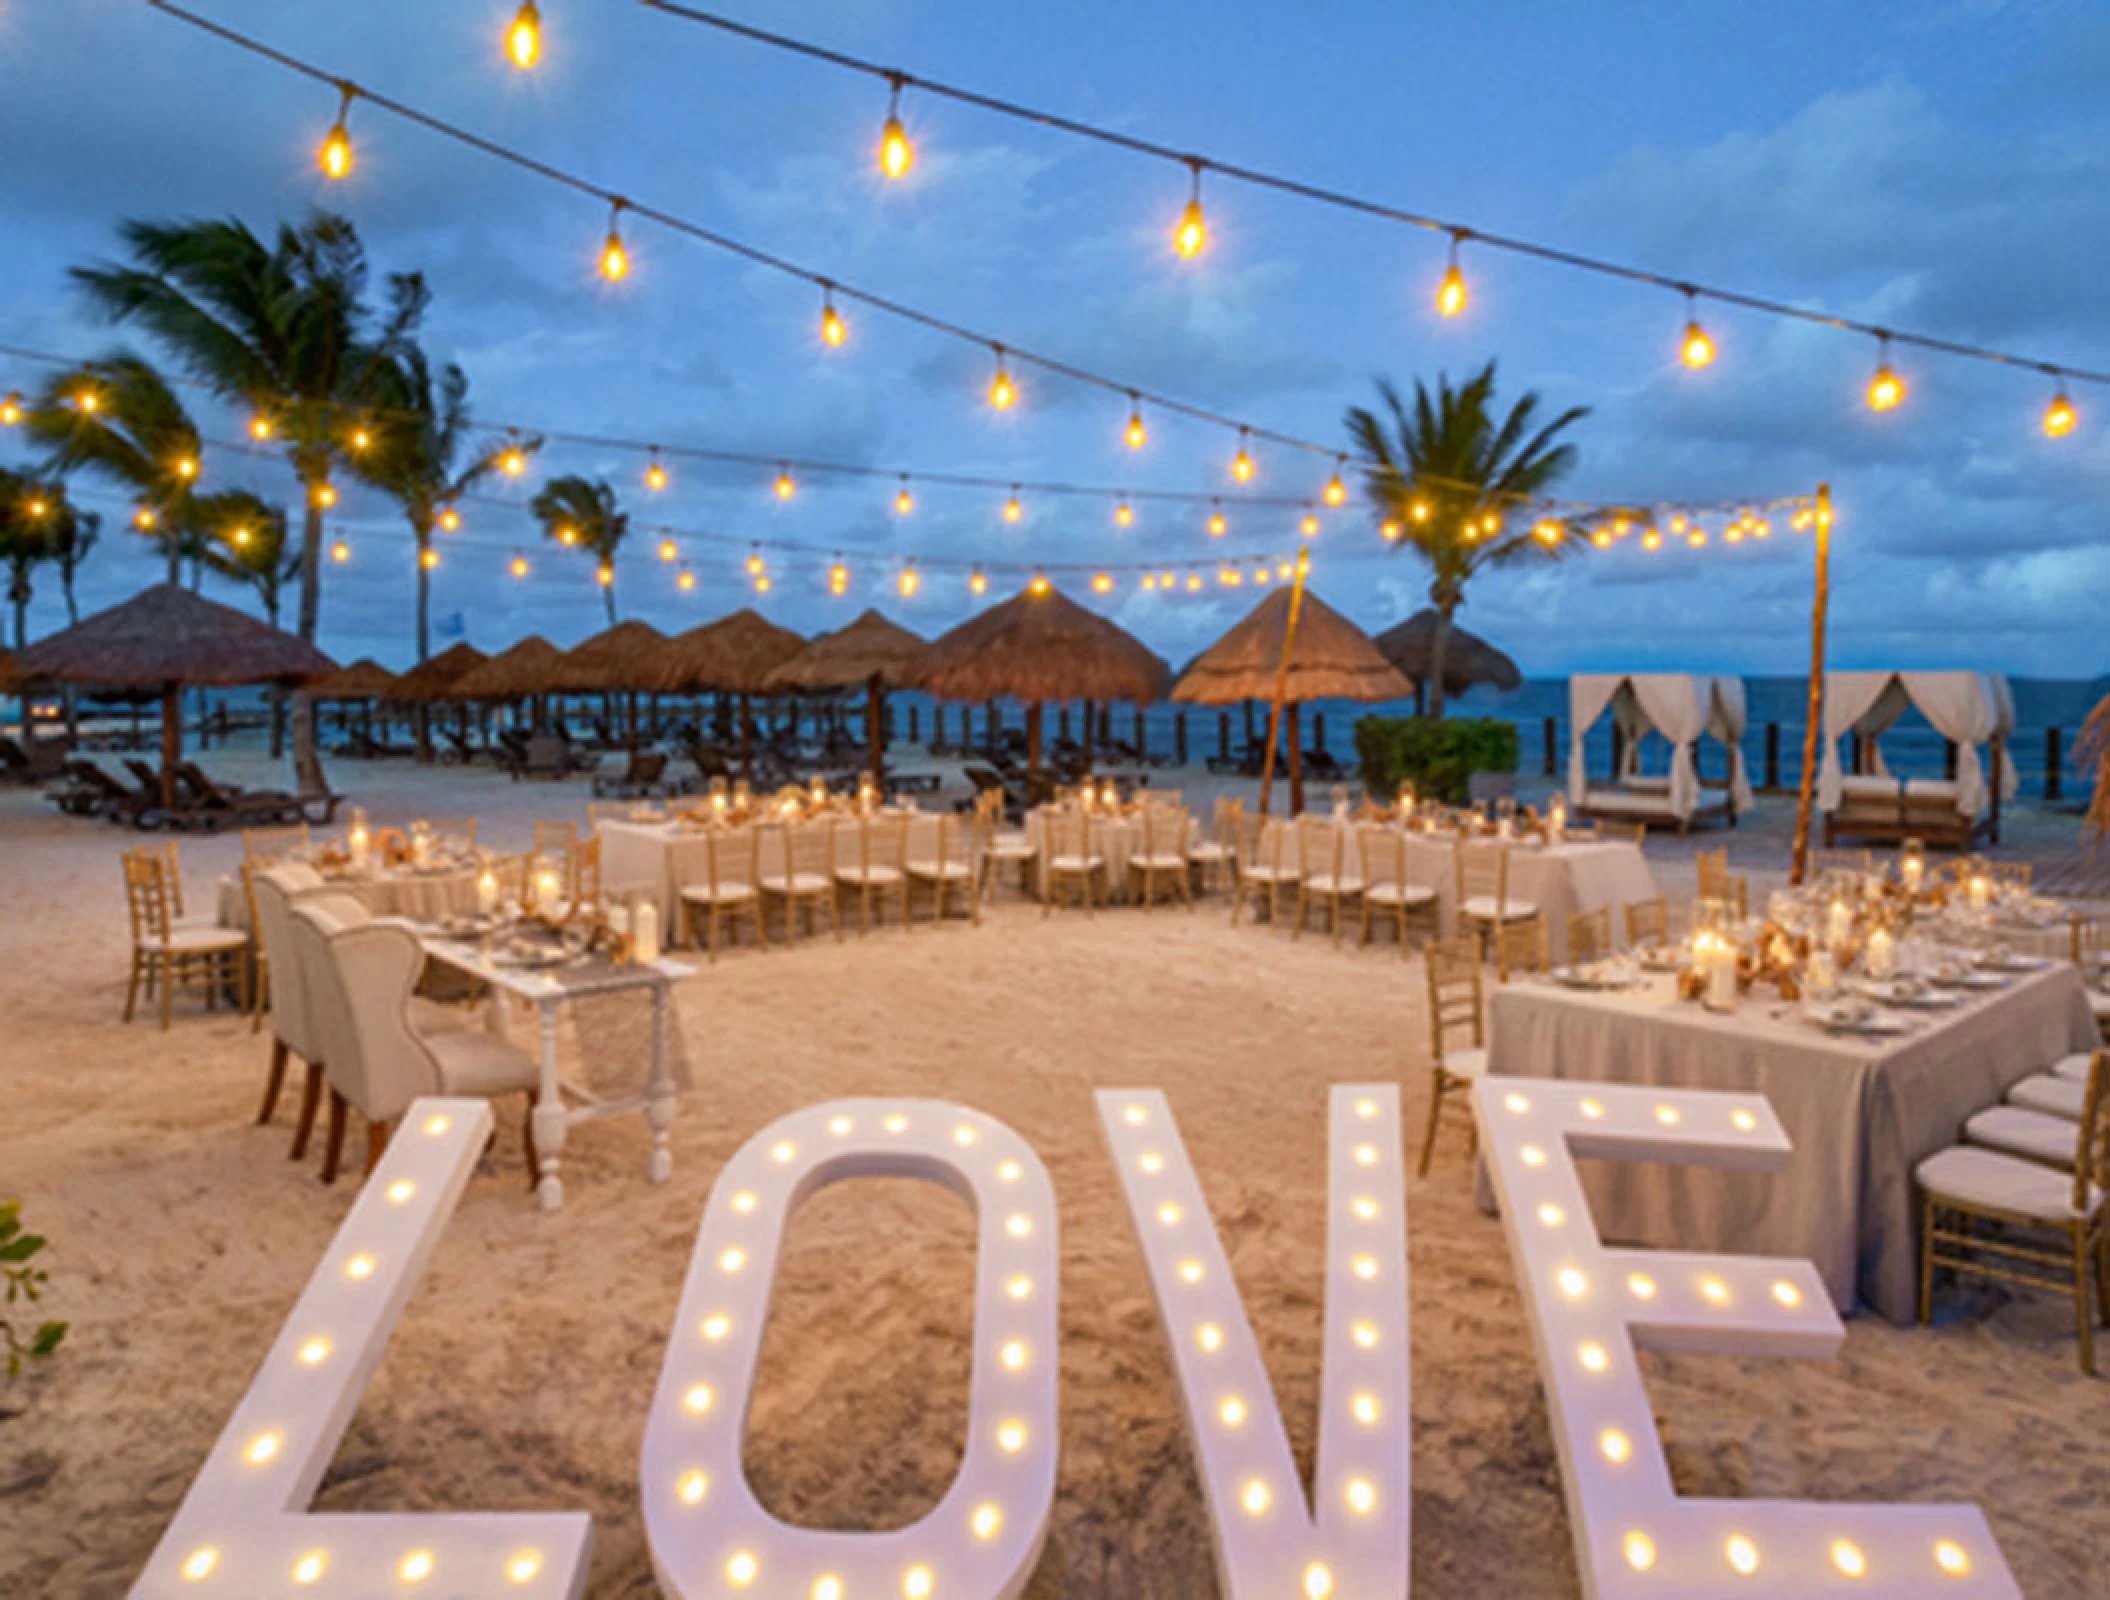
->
[318,85,355,180]
[969,568,987,595]
[1140,573,1157,591]
[658,537,679,562]
[596,561,615,587]
[1124,394,1147,450]
[249,413,275,442]
[1323,458,1347,506]
[1114,499,1133,528]
[1867,333,1905,412]
[877,73,913,178]
[311,481,337,509]
[231,526,251,548]
[599,199,631,282]
[556,523,578,546]
[1028,573,1050,596]
[1091,571,1114,594]
[645,451,668,491]
[897,563,921,597]
[500,443,528,476]
[988,345,1017,410]
[330,538,350,563]
[677,566,696,591]
[818,283,847,346]
[133,506,158,531]
[420,546,439,570]
[769,467,795,500]
[73,385,101,414]
[1379,519,1400,542]
[745,544,765,576]
[1410,498,1430,523]
[828,556,848,594]
[1679,289,1716,369]
[506,1,542,70]
[0,392,20,425]
[1207,501,1227,537]
[1299,512,1319,537]
[173,454,198,482]
[2042,374,2078,437]
[1230,427,1254,482]
[895,474,914,515]
[437,506,461,532]
[510,553,529,578]
[1003,487,1023,522]
[348,425,371,452]
[1437,229,1469,317]
[1173,159,1207,259]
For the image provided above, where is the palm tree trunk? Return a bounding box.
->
[603,580,618,625]
[266,595,286,758]
[291,489,326,794]
[1428,607,1454,719]
[414,532,434,764]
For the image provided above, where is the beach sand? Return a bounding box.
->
[2,757,2107,1597]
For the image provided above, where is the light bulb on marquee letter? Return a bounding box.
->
[1097,1087,1411,1599]
[126,1099,592,1598]
[642,1100,1058,1600]
[1474,1075,2017,1597]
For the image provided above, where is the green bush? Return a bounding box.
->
[2,1200,66,1381]
[1354,716,1519,805]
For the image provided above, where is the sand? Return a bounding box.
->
[2,756,2107,1597]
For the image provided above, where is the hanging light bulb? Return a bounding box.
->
[819,283,848,347]
[133,506,158,531]
[1642,528,1662,551]
[677,567,697,592]
[1114,499,1134,528]
[1173,159,1207,259]
[1141,573,1158,592]
[754,572,773,595]
[226,525,249,548]
[596,562,615,588]
[774,467,796,500]
[1410,497,1431,523]
[1185,573,1204,592]
[1231,426,1255,482]
[1091,571,1114,595]
[1323,458,1348,506]
[1029,573,1051,597]
[22,497,45,518]
[249,412,275,442]
[1253,562,1272,584]
[898,564,921,598]
[318,86,356,180]
[330,538,350,563]
[645,452,668,491]
[2042,373,2078,438]
[599,199,630,282]
[503,443,531,477]
[895,475,914,515]
[1725,522,1745,544]
[829,557,849,595]
[1687,527,1709,548]
[510,553,530,578]
[1207,501,1228,537]
[1753,516,1772,539]
[437,506,461,532]
[1300,512,1320,538]
[969,569,988,596]
[420,546,440,570]
[311,481,337,509]
[745,545,765,577]
[557,524,578,546]
[73,386,100,415]
[1534,518,1562,545]
[1866,333,1905,412]
[0,392,20,425]
[348,425,371,453]
[878,74,914,179]
[506,1,542,70]
[988,345,1016,410]
[1437,229,1469,317]
[658,538,678,563]
[1124,393,1147,450]
[1679,289,1716,369]
[1003,488,1023,523]
[1380,519,1401,542]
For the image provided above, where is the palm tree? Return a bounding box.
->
[0,470,85,649]
[530,475,627,625]
[353,346,540,666]
[71,213,426,789]
[48,503,100,626]
[193,491,299,625]
[22,353,200,584]
[1345,363,1588,716]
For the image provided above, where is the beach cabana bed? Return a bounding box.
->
[1567,673,1752,834]
[1818,669,2015,849]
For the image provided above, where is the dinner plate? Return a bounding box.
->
[1805,1005,1912,1036]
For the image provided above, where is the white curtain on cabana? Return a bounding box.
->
[1567,673,1625,806]
[1568,673,1738,821]
[1629,674,1709,820]
[1816,670,2019,816]
[1707,677,1755,814]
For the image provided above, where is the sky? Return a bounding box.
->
[2,0,2107,680]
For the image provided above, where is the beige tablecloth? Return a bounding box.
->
[1020,809,1197,902]
[217,865,483,930]
[1484,963,2100,1321]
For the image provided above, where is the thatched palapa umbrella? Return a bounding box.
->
[385,641,487,704]
[1374,608,1521,714]
[549,620,674,747]
[16,582,335,808]
[1172,584,1410,815]
[445,636,565,702]
[915,586,1168,768]
[307,658,397,700]
[765,608,925,781]
[658,609,807,776]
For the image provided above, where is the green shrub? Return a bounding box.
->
[1354,716,1518,805]
[2,1200,66,1381]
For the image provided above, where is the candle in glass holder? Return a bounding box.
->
[1866,925,1894,978]
[710,791,727,819]
[1707,945,1738,1010]
[536,868,562,909]
[1901,848,1924,895]
[1827,897,1852,950]
[1547,797,1565,842]
[477,869,499,916]
[634,898,661,964]
[347,824,370,873]
[1397,781,1416,818]
[809,775,827,806]
[1967,874,1991,912]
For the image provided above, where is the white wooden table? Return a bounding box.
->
[420,938,694,1212]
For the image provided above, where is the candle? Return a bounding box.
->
[1827,898,1852,950]
[1866,926,1894,978]
[1901,852,1924,895]
[634,899,661,964]
[1967,875,1991,912]
[347,825,370,873]
[711,792,727,818]
[536,868,562,909]
[1707,948,1738,1011]
[477,869,498,916]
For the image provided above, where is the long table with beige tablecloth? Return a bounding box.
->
[600,814,967,939]
[1265,824,1657,962]
[217,864,483,930]
[1483,963,2100,1321]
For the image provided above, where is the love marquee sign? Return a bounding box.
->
[128,1080,2018,1599]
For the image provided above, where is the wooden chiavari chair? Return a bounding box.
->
[1987,860,2032,892]
[1566,906,1614,965]
[566,833,603,914]
[1493,913,1549,983]
[122,848,250,1030]
[978,789,1038,904]
[1695,846,1749,918]
[679,828,764,959]
[1293,814,1361,944]
[1129,802,1193,912]
[907,812,978,927]
[1624,896,1668,948]
[242,823,311,866]
[1185,796,1241,896]
[2073,914,2107,1042]
[1919,1050,2110,1374]
[1357,826,1436,955]
[1231,813,1298,926]
[1418,935,1489,1177]
[759,821,841,944]
[1042,807,1103,916]
[1455,839,1537,963]
[836,813,912,933]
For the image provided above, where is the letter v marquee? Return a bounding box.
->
[1475,1074,2018,1598]
[1098,1085,1411,1599]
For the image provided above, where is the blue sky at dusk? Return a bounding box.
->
[3,0,2106,678]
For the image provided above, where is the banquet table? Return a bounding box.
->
[217,861,483,929]
[1020,807,1196,902]
[1267,822,1656,962]
[1482,961,2100,1321]
[600,812,970,938]
[419,934,694,1213]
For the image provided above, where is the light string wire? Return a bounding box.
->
[641,0,2110,395]
[0,333,1809,533]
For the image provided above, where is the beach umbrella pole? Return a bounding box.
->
[1790,483,1832,886]
[1257,553,1311,816]
[159,683,180,811]
[867,673,884,783]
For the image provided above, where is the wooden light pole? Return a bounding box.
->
[1257,550,1312,817]
[1790,483,1832,886]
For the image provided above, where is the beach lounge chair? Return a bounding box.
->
[45,759,144,821]
[174,762,302,830]
[1,735,71,785]
[592,749,670,799]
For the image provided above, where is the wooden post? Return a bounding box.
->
[1058,704,1071,744]
[1175,711,1187,765]
[1989,732,2004,845]
[159,683,180,811]
[1258,555,1311,817]
[908,703,920,745]
[2047,727,2063,803]
[986,699,999,756]
[1790,484,1831,887]
[1944,740,1958,782]
[1542,717,1557,777]
[1313,712,1327,757]
[1026,701,1044,769]
[1134,703,1146,758]
[866,674,885,783]
[1218,713,1230,763]
[1765,723,1780,791]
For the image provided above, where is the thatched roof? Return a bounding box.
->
[915,587,1169,704]
[15,583,336,689]
[551,619,673,693]
[658,609,807,695]
[447,636,566,701]
[1171,586,1411,705]
[765,609,925,692]
[1374,608,1522,695]
[385,641,488,704]
[307,657,397,700]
